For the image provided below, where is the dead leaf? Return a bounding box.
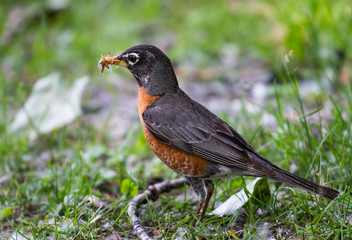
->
[9,73,89,139]
[212,178,270,216]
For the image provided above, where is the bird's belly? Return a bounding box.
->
[140,121,209,177]
[137,86,209,177]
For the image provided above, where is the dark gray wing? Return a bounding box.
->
[142,90,275,176]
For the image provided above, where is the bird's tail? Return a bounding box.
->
[272,167,339,200]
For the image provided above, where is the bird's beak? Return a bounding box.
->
[98,53,128,73]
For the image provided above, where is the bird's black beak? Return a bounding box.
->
[99,53,128,73]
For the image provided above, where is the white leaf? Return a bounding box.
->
[9,73,89,139]
[212,177,268,216]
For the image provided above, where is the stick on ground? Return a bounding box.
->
[127,178,185,240]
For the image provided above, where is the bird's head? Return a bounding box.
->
[99,45,179,96]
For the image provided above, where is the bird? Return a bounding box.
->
[98,44,339,221]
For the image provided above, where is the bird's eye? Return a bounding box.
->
[128,54,138,64]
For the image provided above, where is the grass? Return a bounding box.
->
[1,0,352,239]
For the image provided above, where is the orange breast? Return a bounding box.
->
[138,87,209,177]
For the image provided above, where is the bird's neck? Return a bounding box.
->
[138,86,161,114]
[147,72,179,96]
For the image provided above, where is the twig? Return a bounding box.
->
[127,178,185,240]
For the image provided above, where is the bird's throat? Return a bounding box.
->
[138,87,160,114]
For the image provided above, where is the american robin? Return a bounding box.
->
[99,45,339,221]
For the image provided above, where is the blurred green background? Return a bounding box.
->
[1,0,351,90]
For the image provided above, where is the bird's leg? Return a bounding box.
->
[185,178,215,223]
[195,199,204,215]
[199,180,214,221]
[184,177,206,217]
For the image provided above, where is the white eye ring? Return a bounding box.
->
[126,53,139,65]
